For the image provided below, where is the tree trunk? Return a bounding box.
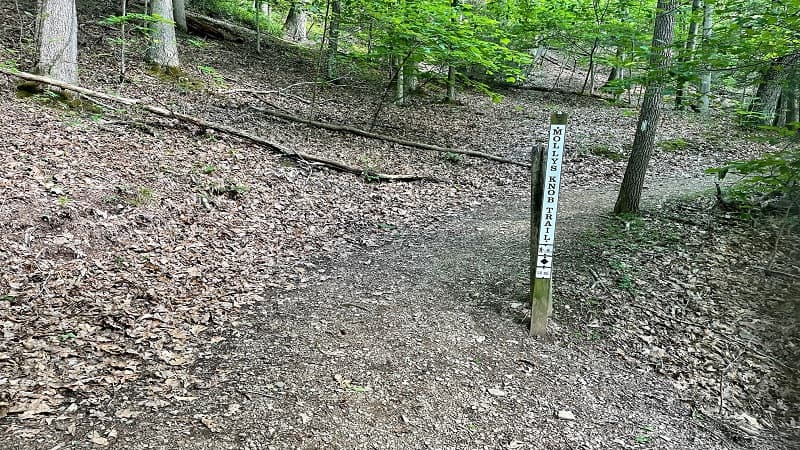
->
[581,37,598,95]
[395,56,405,106]
[255,0,261,53]
[787,70,799,126]
[675,0,700,110]
[446,66,456,101]
[749,54,800,126]
[148,0,180,69]
[283,1,308,42]
[173,0,187,32]
[614,0,678,214]
[325,0,340,80]
[403,60,417,97]
[36,0,78,85]
[698,1,713,113]
[445,0,460,102]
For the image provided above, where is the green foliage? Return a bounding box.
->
[659,137,690,153]
[588,144,624,161]
[708,145,800,210]
[194,0,283,36]
[442,151,464,163]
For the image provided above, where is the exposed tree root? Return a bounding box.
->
[0,68,435,182]
[247,105,530,167]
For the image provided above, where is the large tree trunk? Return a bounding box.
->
[675,0,700,110]
[283,1,307,42]
[749,54,799,125]
[36,0,78,85]
[698,1,713,113]
[173,0,187,32]
[148,0,180,69]
[325,0,340,80]
[614,0,678,214]
[787,69,799,126]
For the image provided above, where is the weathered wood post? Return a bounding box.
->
[530,112,568,336]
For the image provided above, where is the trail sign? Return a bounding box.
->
[530,112,567,336]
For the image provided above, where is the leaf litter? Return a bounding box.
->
[0,1,797,448]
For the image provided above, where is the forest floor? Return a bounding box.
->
[1,2,799,449]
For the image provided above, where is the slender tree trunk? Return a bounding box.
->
[283,1,308,42]
[255,0,261,53]
[147,0,180,69]
[36,0,78,85]
[325,0,340,80]
[614,0,678,214]
[173,0,187,32]
[395,56,405,106]
[581,37,598,95]
[446,66,456,101]
[675,0,700,110]
[698,1,713,113]
[446,0,460,102]
[403,60,417,97]
[119,0,127,80]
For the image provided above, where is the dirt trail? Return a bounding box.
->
[70,171,774,450]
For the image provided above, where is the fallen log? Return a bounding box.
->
[185,13,302,47]
[0,68,434,182]
[247,106,530,168]
[186,13,245,42]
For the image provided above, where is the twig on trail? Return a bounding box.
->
[754,266,799,280]
[340,302,371,312]
[0,68,435,183]
[515,358,536,368]
[247,105,530,167]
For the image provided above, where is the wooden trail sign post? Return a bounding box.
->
[530,112,568,336]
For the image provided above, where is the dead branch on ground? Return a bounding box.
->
[0,68,435,182]
[247,105,530,167]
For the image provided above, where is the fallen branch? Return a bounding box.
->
[0,68,434,182]
[186,13,247,42]
[248,106,529,167]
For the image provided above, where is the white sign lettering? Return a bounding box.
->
[535,124,566,279]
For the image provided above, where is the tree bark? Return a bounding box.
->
[445,0,459,102]
[446,66,456,101]
[325,0,340,80]
[698,1,713,113]
[403,60,417,98]
[283,1,308,42]
[614,0,678,214]
[749,54,800,126]
[675,0,700,110]
[173,0,187,32]
[36,0,78,85]
[787,69,799,126]
[148,0,180,69]
[394,56,405,106]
